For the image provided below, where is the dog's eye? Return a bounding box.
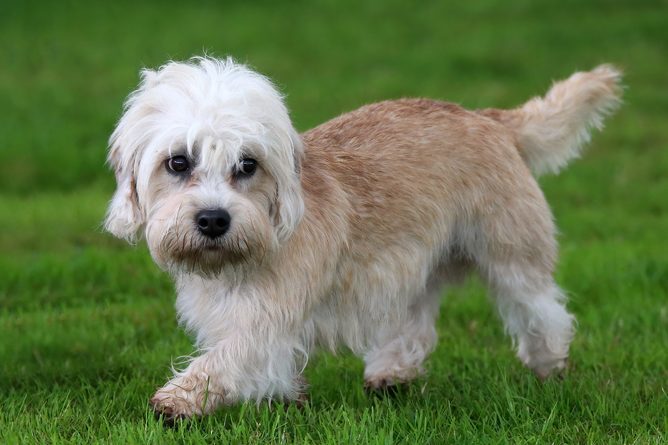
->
[166,156,190,174]
[235,158,258,178]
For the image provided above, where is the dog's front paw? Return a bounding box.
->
[150,374,224,424]
[150,387,196,425]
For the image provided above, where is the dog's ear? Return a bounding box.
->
[272,129,305,244]
[104,68,159,242]
[104,144,144,243]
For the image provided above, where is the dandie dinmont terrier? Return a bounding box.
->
[105,57,621,421]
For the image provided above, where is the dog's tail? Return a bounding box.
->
[479,65,623,176]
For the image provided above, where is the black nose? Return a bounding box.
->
[195,209,231,239]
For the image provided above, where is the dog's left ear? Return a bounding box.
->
[104,144,144,243]
[272,129,305,244]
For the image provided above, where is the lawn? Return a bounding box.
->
[1,0,667,443]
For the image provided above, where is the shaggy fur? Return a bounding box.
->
[105,57,622,421]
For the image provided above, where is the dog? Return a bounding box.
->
[105,57,621,421]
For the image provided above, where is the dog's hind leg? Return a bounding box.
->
[362,297,439,391]
[362,264,458,391]
[471,183,575,379]
[490,271,574,379]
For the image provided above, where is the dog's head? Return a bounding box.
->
[105,57,304,273]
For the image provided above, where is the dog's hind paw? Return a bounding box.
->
[364,376,409,398]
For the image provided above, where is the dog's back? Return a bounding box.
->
[299,66,621,383]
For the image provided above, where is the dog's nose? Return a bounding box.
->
[195,209,231,239]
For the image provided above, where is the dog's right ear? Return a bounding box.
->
[104,144,144,243]
[104,68,160,242]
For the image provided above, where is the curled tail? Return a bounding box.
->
[480,65,623,176]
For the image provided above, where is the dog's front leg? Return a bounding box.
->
[150,298,307,422]
[150,356,224,422]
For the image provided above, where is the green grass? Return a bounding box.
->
[1,0,667,443]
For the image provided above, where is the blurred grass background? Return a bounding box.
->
[1,0,667,443]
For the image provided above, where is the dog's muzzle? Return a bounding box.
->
[195,209,231,239]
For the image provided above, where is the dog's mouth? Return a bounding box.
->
[155,222,270,275]
[159,233,258,274]
[184,240,248,259]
